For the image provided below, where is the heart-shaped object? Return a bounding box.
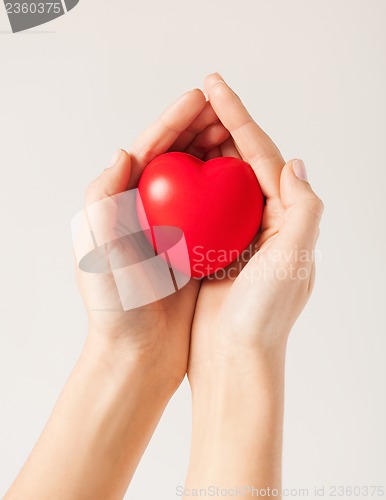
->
[137,152,264,278]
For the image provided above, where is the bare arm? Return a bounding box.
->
[5,336,176,500]
[185,74,323,498]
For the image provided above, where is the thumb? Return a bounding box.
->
[80,149,133,259]
[84,149,132,206]
[279,159,324,251]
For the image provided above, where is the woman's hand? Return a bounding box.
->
[185,74,324,496]
[76,88,230,388]
[189,74,324,375]
[5,87,233,500]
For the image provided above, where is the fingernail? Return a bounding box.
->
[293,159,308,182]
[107,149,122,168]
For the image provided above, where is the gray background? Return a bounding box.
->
[0,0,385,498]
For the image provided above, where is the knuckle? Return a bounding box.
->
[131,144,152,166]
[293,195,324,223]
[300,194,324,219]
[310,195,324,216]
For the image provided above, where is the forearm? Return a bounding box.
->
[185,344,287,498]
[6,333,176,500]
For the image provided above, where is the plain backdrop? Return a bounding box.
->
[1,1,385,498]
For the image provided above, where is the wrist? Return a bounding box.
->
[188,335,287,394]
[186,344,286,490]
[83,329,182,397]
[190,349,286,410]
[10,327,177,500]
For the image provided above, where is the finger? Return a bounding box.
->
[169,101,220,152]
[185,122,230,159]
[204,147,222,161]
[84,149,131,206]
[279,159,324,251]
[129,89,206,186]
[219,136,242,159]
[204,73,284,199]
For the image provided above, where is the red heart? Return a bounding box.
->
[137,152,264,278]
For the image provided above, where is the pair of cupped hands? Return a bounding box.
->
[77,73,324,394]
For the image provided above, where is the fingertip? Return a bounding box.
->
[104,148,131,168]
[192,87,206,95]
[177,88,207,116]
[292,159,308,182]
[282,159,307,179]
[184,88,206,104]
[119,148,131,163]
[204,73,226,96]
[280,159,324,217]
[204,75,242,113]
[105,149,122,169]
[110,148,132,178]
[84,149,132,206]
[280,160,304,204]
[205,72,224,84]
